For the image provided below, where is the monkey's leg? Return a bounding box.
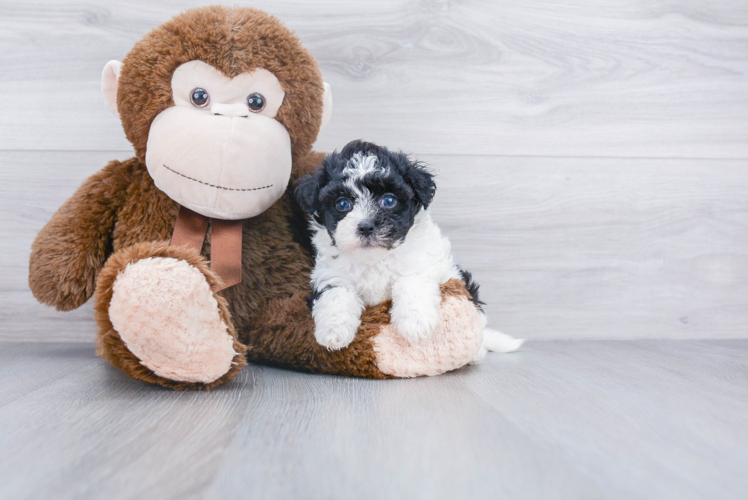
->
[94,242,246,390]
[243,279,484,379]
[367,279,485,377]
[243,292,391,379]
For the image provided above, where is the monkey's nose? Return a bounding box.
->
[211,103,250,117]
[358,221,376,237]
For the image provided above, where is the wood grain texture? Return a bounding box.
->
[3,151,746,341]
[0,0,746,157]
[0,340,745,499]
[428,154,748,340]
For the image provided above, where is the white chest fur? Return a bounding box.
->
[310,210,462,305]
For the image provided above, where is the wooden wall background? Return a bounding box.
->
[1,0,747,341]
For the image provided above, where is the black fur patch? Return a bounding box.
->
[294,140,436,250]
[286,188,315,255]
[306,285,333,310]
[458,267,485,310]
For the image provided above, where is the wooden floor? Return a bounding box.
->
[0,340,745,500]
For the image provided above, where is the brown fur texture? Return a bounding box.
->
[28,6,477,389]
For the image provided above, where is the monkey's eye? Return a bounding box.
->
[336,198,352,212]
[190,88,210,108]
[380,194,398,209]
[246,93,266,112]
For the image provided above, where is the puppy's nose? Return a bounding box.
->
[358,221,376,237]
[211,103,250,117]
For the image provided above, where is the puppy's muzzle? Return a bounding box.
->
[357,221,377,237]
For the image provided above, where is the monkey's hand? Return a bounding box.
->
[29,160,129,311]
[311,286,364,350]
[391,276,441,343]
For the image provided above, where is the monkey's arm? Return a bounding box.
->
[29,160,131,311]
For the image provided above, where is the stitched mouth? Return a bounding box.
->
[163,165,273,192]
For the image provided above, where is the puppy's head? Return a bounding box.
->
[296,140,436,255]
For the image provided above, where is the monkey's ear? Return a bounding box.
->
[101,60,123,116]
[321,82,333,128]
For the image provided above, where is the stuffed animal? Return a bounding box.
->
[28,6,508,390]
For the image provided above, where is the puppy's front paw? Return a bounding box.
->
[391,304,439,343]
[390,278,442,344]
[311,287,364,350]
[314,321,358,350]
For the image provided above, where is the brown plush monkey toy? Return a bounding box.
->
[28,6,485,390]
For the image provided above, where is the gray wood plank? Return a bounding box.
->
[0,355,256,500]
[464,340,748,500]
[0,0,746,157]
[429,154,748,340]
[3,151,747,341]
[0,342,96,408]
[208,360,609,500]
[0,340,745,499]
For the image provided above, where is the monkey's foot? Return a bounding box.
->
[372,279,484,378]
[95,242,246,389]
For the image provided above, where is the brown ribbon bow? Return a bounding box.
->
[170,206,244,292]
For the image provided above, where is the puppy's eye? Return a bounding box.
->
[380,195,397,209]
[190,88,210,108]
[336,198,352,212]
[246,93,266,112]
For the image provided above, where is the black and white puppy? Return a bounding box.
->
[296,140,522,356]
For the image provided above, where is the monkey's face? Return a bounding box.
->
[101,6,333,221]
[144,61,291,220]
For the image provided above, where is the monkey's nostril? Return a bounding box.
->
[211,103,250,118]
[358,221,376,237]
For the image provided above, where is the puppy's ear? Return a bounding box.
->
[295,168,325,215]
[296,150,349,214]
[398,154,436,209]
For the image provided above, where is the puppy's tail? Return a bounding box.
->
[469,310,524,365]
[483,328,524,353]
[477,310,524,353]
